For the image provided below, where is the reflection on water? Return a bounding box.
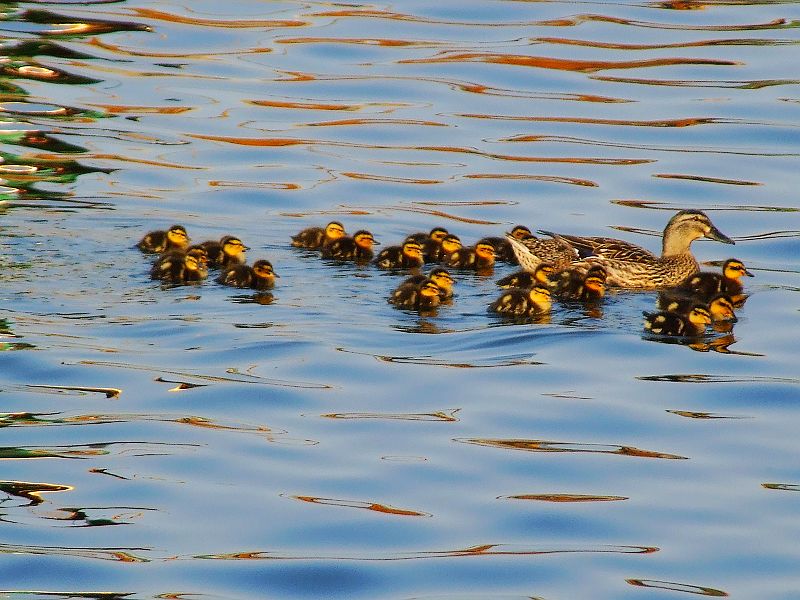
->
[1,1,799,599]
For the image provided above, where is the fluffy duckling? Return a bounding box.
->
[389,278,442,311]
[427,233,462,264]
[478,227,530,263]
[217,259,278,290]
[137,224,189,254]
[200,236,249,267]
[677,258,753,301]
[643,305,712,337]
[489,284,552,317]
[406,226,448,245]
[399,267,455,299]
[657,292,737,323]
[150,249,208,284]
[552,265,607,302]
[496,262,555,289]
[373,239,424,270]
[445,241,496,272]
[291,221,346,249]
[321,230,379,263]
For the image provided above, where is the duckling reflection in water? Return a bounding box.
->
[497,262,556,290]
[150,249,208,285]
[373,238,424,270]
[489,284,552,319]
[137,224,189,254]
[389,278,442,312]
[643,305,711,337]
[400,267,455,300]
[200,235,249,267]
[321,230,379,263]
[217,259,278,291]
[291,221,346,250]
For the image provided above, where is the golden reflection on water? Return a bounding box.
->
[458,438,688,460]
[290,495,431,517]
[626,579,728,597]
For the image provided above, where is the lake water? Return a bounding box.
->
[1,1,798,598]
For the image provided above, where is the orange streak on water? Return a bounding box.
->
[401,52,739,72]
[88,104,192,115]
[654,173,761,185]
[189,135,307,147]
[131,9,307,28]
[341,172,442,184]
[87,154,204,170]
[507,494,628,502]
[277,37,432,47]
[534,36,780,50]
[87,38,272,57]
[210,180,301,190]
[248,100,359,111]
[307,118,447,127]
[464,174,598,187]
[459,114,719,128]
[293,495,429,517]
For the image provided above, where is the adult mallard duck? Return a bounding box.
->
[489,284,552,317]
[677,258,753,302]
[291,221,346,249]
[200,235,249,267]
[643,305,712,337]
[496,262,555,289]
[217,259,278,290]
[321,230,379,263]
[373,239,424,270]
[136,224,189,254]
[537,210,734,289]
[504,230,578,272]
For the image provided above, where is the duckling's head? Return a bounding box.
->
[167,225,189,248]
[664,210,734,254]
[402,240,424,260]
[353,230,377,249]
[186,245,209,265]
[708,294,737,322]
[420,280,442,299]
[723,258,754,280]
[441,234,462,254]
[688,305,713,326]
[475,242,495,261]
[184,253,205,275]
[528,284,552,307]
[253,260,278,281]
[510,225,532,240]
[429,227,449,242]
[222,236,249,257]
[428,267,454,292]
[584,274,606,297]
[534,262,556,284]
[325,221,346,240]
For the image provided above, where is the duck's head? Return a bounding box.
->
[663,210,734,254]
[688,305,713,326]
[708,294,737,322]
[475,242,495,262]
[167,225,189,248]
[221,236,249,257]
[402,240,424,261]
[428,267,454,292]
[534,262,556,284]
[186,245,209,265]
[420,279,442,299]
[528,284,552,307]
[184,253,206,275]
[723,258,754,280]
[325,221,346,240]
[253,260,278,281]
[510,225,532,240]
[429,227,449,242]
[353,230,378,249]
[441,234,462,254]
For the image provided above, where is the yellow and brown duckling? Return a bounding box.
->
[445,241,496,272]
[373,238,424,270]
[425,233,461,263]
[150,248,208,285]
[552,264,607,302]
[489,284,552,317]
[321,229,379,263]
[399,267,455,299]
[389,278,442,311]
[644,305,712,337]
[137,224,189,254]
[406,226,448,245]
[497,262,555,289]
[200,235,249,268]
[479,226,531,264]
[657,292,737,323]
[538,210,734,289]
[677,258,753,302]
[291,221,346,250]
[217,259,278,291]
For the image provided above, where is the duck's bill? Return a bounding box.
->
[744,268,755,277]
[706,226,734,244]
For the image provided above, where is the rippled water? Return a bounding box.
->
[1,1,799,598]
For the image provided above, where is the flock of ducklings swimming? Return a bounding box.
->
[137,209,753,339]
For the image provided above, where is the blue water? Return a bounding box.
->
[0,1,798,598]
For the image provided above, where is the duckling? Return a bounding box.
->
[552,264,607,302]
[389,278,442,311]
[537,210,734,289]
[200,236,249,267]
[428,233,462,264]
[445,241,496,272]
[489,284,552,317]
[217,259,278,291]
[657,292,737,323]
[373,239,424,270]
[150,249,208,284]
[400,267,455,299]
[497,262,556,289]
[291,221,346,249]
[643,305,712,337]
[478,226,530,264]
[406,226,448,245]
[321,230,379,263]
[136,224,189,254]
[677,258,753,301]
